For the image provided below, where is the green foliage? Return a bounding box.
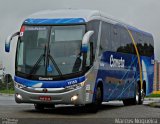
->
[0,79,14,93]
[0,89,14,94]
[146,94,160,98]
[0,73,14,91]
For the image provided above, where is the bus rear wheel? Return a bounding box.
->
[123,83,143,106]
[136,84,144,105]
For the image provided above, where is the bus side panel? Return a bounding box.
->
[96,51,139,101]
[141,56,154,95]
[84,66,99,104]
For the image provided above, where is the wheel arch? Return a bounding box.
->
[136,80,146,94]
[93,79,104,102]
[143,80,146,95]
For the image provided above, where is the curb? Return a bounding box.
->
[148,102,160,108]
[144,98,160,102]
[0,93,14,96]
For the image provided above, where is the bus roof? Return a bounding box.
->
[24,9,152,37]
[26,9,100,22]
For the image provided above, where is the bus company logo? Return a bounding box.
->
[42,88,48,93]
[67,80,78,85]
[39,77,53,81]
[110,55,125,68]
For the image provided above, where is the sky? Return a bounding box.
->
[0,0,160,75]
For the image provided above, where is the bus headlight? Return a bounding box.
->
[71,95,78,101]
[16,93,23,100]
[65,81,85,90]
[15,82,26,89]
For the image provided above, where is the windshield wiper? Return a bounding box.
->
[29,45,46,75]
[48,54,63,76]
[46,46,63,78]
[29,45,63,79]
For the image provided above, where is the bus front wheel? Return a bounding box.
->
[34,104,55,111]
[34,104,44,111]
[86,86,102,113]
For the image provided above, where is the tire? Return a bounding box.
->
[135,83,144,105]
[123,98,135,106]
[123,83,144,106]
[45,104,55,109]
[34,104,55,111]
[87,86,102,113]
[34,104,44,111]
[96,87,103,106]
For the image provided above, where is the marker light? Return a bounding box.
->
[15,82,26,89]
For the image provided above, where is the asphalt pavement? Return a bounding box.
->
[0,95,160,124]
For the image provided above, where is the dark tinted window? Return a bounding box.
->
[148,36,154,56]
[112,25,121,52]
[117,26,136,54]
[148,36,154,47]
[131,30,154,57]
[144,35,154,57]
[137,33,144,55]
[100,23,136,55]
[99,22,112,54]
[87,20,100,57]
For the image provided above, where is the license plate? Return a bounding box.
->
[39,96,51,101]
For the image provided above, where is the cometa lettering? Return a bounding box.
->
[110,55,125,68]
[39,77,53,81]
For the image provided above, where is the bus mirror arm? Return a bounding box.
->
[81,31,94,53]
[5,32,20,52]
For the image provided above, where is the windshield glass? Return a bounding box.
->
[16,25,85,77]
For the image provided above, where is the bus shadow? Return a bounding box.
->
[24,102,124,115]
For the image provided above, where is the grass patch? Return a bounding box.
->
[149,102,156,107]
[146,93,160,98]
[148,102,160,108]
[0,89,14,94]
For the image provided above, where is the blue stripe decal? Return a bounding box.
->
[14,76,85,88]
[107,56,138,99]
[23,18,85,25]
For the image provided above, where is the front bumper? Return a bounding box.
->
[15,86,86,105]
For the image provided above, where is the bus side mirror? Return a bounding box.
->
[81,31,94,53]
[5,32,20,52]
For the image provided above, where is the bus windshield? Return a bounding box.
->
[16,25,85,77]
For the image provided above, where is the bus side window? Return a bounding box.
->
[148,36,154,57]
[87,20,100,60]
[86,43,91,66]
[112,25,121,52]
[135,33,154,57]
[117,27,135,54]
[137,33,144,56]
[99,22,112,55]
